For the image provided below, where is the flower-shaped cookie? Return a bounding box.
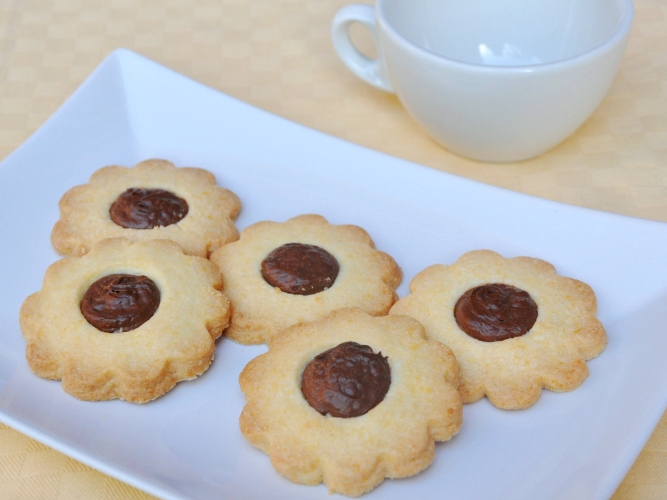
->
[209,214,402,344]
[51,159,241,257]
[239,308,462,497]
[20,237,230,403]
[390,250,607,410]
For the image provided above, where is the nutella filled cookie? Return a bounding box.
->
[51,159,241,257]
[20,237,230,403]
[239,308,462,497]
[209,214,402,345]
[390,250,607,409]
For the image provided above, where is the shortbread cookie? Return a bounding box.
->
[20,237,230,403]
[239,308,462,497]
[209,214,402,344]
[51,159,241,257]
[390,250,607,410]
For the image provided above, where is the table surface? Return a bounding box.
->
[1,0,666,498]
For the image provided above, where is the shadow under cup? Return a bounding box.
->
[371,0,634,161]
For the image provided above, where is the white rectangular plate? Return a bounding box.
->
[1,49,667,500]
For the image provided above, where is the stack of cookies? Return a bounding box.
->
[19,159,606,497]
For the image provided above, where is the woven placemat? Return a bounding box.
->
[0,0,666,498]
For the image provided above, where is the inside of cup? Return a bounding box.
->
[381,0,628,66]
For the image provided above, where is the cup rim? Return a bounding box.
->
[376,0,635,72]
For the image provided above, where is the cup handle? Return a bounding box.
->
[331,4,394,92]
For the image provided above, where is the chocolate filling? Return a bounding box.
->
[454,283,538,342]
[301,341,391,418]
[109,188,188,229]
[261,243,339,295]
[81,274,160,333]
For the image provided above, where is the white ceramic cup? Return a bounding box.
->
[332,0,634,162]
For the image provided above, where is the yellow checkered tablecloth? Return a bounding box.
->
[0,0,666,498]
